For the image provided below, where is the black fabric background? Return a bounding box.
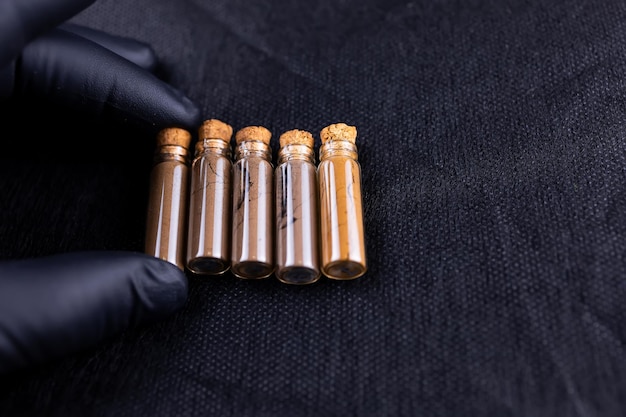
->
[2,0,626,416]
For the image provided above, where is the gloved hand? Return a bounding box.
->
[0,0,202,375]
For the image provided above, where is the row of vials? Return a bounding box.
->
[144,120,367,284]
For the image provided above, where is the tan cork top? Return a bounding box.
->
[156,127,192,149]
[320,123,357,144]
[279,129,314,148]
[235,126,272,145]
[198,119,233,142]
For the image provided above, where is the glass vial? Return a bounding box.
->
[274,129,321,285]
[186,119,233,275]
[145,127,191,271]
[231,126,274,279]
[317,123,367,279]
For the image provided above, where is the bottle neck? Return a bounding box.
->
[319,140,358,162]
[194,138,231,159]
[154,144,190,164]
[277,144,315,165]
[234,140,272,162]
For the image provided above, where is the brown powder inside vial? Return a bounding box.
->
[317,122,367,279]
[274,129,320,284]
[144,127,191,271]
[230,125,275,279]
[186,119,233,275]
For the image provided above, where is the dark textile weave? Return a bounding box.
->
[2,0,626,415]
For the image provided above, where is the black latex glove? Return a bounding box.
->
[0,0,202,375]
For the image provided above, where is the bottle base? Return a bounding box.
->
[322,261,366,280]
[276,266,321,285]
[187,257,230,276]
[231,261,274,280]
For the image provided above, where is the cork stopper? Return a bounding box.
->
[235,126,272,145]
[156,127,192,149]
[198,119,233,142]
[279,129,314,148]
[320,123,357,144]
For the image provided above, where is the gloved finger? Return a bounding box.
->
[0,251,188,376]
[0,0,95,68]
[12,28,201,133]
[60,23,158,72]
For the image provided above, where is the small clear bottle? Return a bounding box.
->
[144,127,191,271]
[186,119,233,275]
[230,126,274,279]
[317,123,367,279]
[274,129,321,285]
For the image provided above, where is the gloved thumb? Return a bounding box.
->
[0,251,188,375]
